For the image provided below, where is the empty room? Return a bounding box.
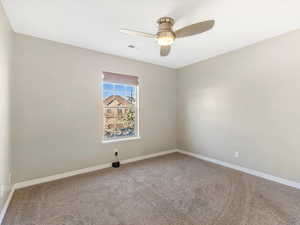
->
[1,0,300,224]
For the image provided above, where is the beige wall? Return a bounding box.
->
[0,2,12,212]
[177,29,300,183]
[12,34,176,183]
[9,23,300,185]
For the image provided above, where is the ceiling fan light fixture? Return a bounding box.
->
[157,31,175,46]
[157,36,174,46]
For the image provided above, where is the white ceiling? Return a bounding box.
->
[2,0,300,68]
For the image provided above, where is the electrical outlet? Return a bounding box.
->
[234,152,239,158]
[114,148,119,154]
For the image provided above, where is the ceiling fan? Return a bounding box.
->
[120,17,215,57]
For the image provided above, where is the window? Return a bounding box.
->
[102,72,139,142]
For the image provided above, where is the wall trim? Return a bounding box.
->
[14,149,177,190]
[14,163,111,189]
[121,149,176,164]
[0,187,15,224]
[10,149,300,191]
[177,149,300,190]
[1,149,176,222]
[0,149,176,222]
[3,148,299,223]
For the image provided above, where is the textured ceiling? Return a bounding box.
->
[2,0,300,68]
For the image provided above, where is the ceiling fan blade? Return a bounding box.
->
[120,29,156,38]
[160,45,171,57]
[175,20,215,38]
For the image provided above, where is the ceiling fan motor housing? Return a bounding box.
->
[157,17,175,45]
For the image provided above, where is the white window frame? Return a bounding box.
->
[101,80,140,144]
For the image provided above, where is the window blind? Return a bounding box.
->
[103,71,139,86]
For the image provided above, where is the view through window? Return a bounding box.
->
[102,74,138,141]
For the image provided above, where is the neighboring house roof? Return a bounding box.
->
[103,95,129,106]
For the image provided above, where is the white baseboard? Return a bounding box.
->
[2,148,299,224]
[121,149,177,164]
[177,149,300,190]
[14,149,177,190]
[14,163,111,189]
[1,149,176,223]
[0,186,15,224]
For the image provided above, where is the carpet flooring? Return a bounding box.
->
[2,153,300,225]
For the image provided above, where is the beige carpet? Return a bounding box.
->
[2,153,300,225]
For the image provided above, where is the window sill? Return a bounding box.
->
[102,136,141,144]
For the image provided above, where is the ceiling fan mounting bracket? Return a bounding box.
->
[157,17,175,26]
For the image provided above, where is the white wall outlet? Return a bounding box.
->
[114,148,119,154]
[234,152,239,158]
